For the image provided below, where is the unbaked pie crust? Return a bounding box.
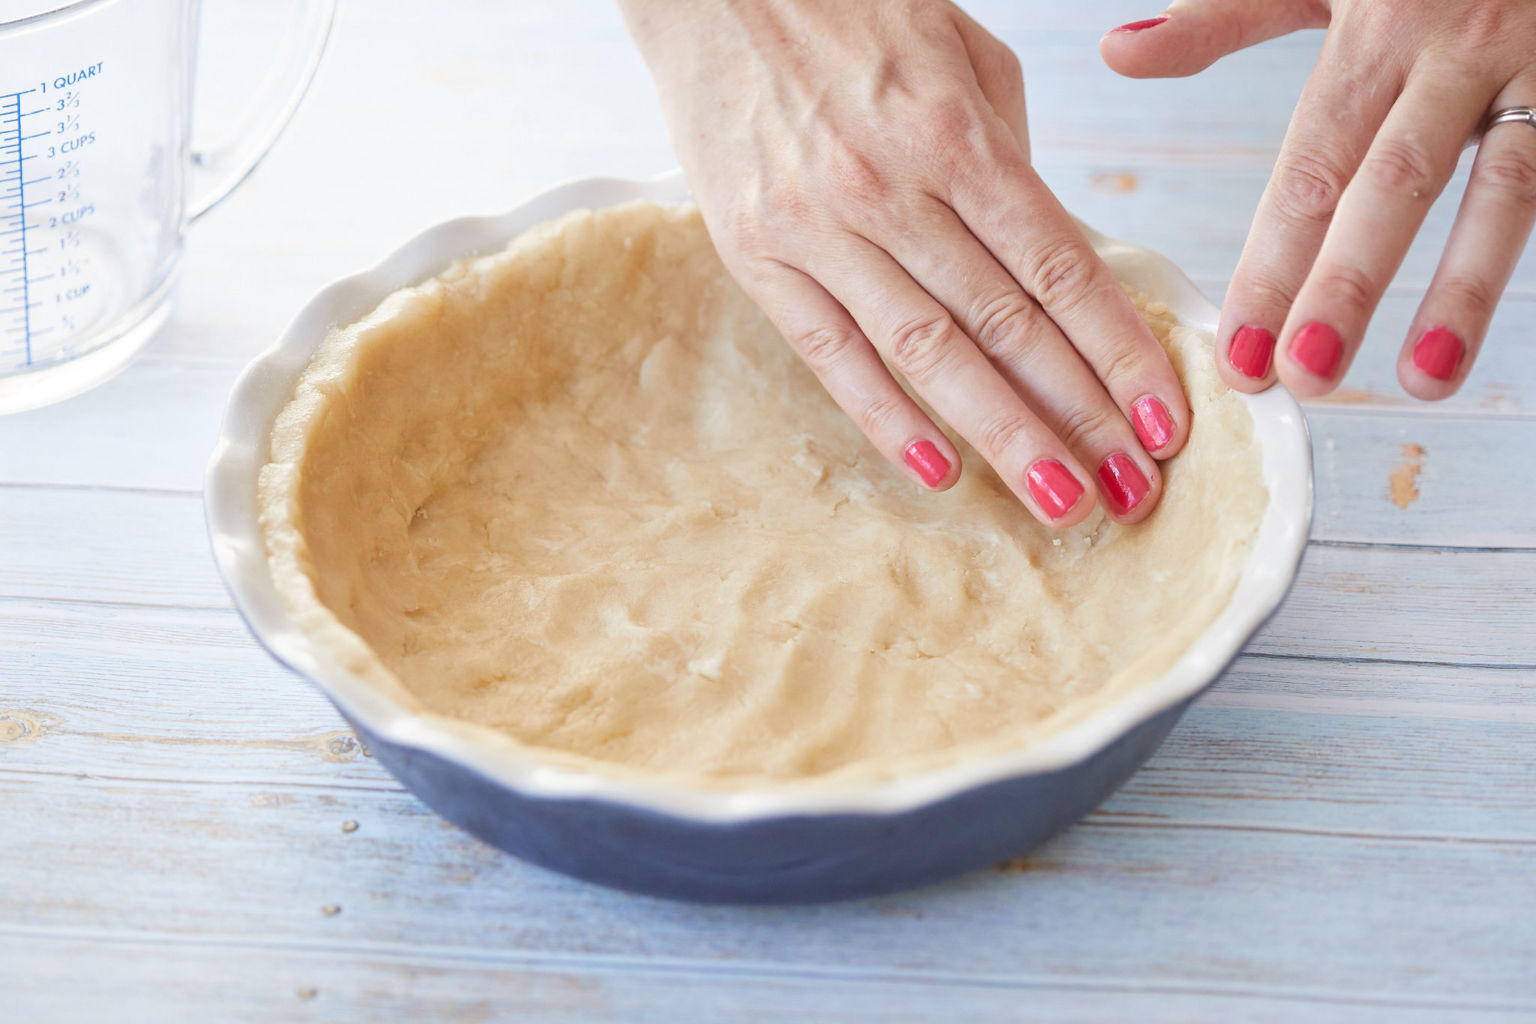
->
[258,201,1266,788]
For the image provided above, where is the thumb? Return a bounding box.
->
[1099,0,1329,79]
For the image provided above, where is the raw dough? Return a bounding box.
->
[259,201,1266,788]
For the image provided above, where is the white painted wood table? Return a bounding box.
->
[3,2,1533,1020]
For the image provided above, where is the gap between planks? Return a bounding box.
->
[1307,539,1536,554]
[0,924,1530,1017]
[1242,651,1536,672]
[1,764,1531,848]
[1078,818,1536,849]
[0,480,201,498]
[1196,688,1536,724]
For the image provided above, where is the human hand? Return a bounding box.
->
[620,0,1191,527]
[1102,0,1536,400]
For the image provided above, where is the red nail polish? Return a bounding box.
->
[1228,325,1276,379]
[904,440,950,488]
[1131,396,1174,452]
[1289,321,1344,378]
[1113,16,1168,32]
[1412,326,1464,381]
[1026,459,1084,520]
[1097,453,1152,516]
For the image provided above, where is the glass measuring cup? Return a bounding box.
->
[0,0,335,413]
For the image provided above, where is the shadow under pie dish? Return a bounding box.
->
[206,171,1312,903]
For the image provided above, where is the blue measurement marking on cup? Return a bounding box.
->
[1,87,51,366]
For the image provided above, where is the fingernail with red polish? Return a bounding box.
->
[904,440,950,488]
[1113,16,1168,32]
[1098,453,1152,516]
[1026,459,1085,521]
[1131,396,1174,452]
[1228,325,1276,379]
[1289,321,1344,378]
[1412,326,1464,381]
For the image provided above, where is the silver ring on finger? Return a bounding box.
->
[1485,106,1536,133]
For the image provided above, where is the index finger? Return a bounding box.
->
[1214,26,1398,392]
[946,153,1193,460]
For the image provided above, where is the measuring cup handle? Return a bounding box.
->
[187,0,338,222]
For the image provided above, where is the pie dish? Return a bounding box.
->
[205,171,1312,902]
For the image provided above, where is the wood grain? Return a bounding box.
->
[6,935,1526,1024]
[1,775,1531,1006]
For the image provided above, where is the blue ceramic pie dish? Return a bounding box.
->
[205,171,1312,904]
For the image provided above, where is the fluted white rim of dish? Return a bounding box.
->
[205,169,1313,823]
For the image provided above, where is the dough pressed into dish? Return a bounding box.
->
[258,200,1267,788]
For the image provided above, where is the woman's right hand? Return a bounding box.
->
[1103,0,1536,403]
[619,0,1192,528]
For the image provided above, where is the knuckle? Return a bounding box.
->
[757,181,812,225]
[828,146,891,206]
[905,0,953,41]
[921,98,993,177]
[858,393,907,436]
[970,293,1044,364]
[1271,153,1351,225]
[1435,275,1499,323]
[1243,274,1300,312]
[794,324,857,370]
[1318,262,1379,312]
[989,43,1023,86]
[938,121,1020,191]
[1361,138,1443,199]
[1458,4,1510,49]
[1094,343,1146,391]
[1024,237,1098,312]
[724,204,774,262]
[975,412,1037,460]
[970,34,1023,94]
[1055,402,1117,454]
[999,43,1023,80]
[887,315,959,381]
[926,95,977,145]
[1474,151,1536,207]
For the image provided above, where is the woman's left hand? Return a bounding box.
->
[1102,0,1536,400]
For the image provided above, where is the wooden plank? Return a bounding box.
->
[1251,546,1536,667]
[1107,702,1536,840]
[1307,411,1536,547]
[0,599,393,790]
[3,598,1531,838]
[0,488,228,608]
[0,362,235,493]
[0,775,1530,1004]
[2,931,1524,1024]
[1209,654,1536,715]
